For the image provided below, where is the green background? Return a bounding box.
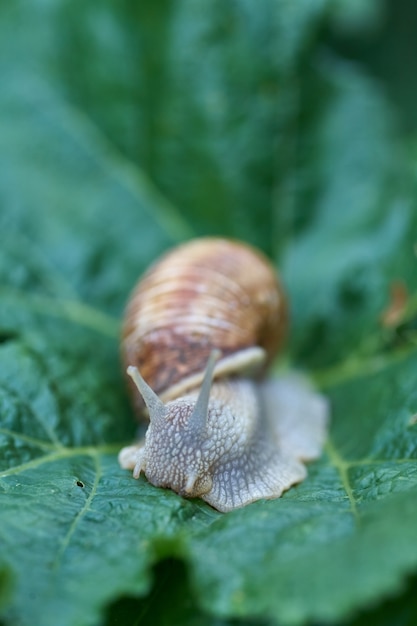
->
[1,1,417,625]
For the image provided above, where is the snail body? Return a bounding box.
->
[119,238,328,512]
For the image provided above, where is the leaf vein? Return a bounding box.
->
[314,344,417,390]
[325,439,359,521]
[53,452,102,570]
[0,427,57,451]
[0,445,121,478]
[0,287,119,337]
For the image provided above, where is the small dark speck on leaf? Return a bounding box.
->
[76,480,85,488]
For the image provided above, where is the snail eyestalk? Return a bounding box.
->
[127,365,166,423]
[188,349,220,437]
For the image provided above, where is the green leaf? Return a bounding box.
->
[0,0,380,257]
[1,2,417,626]
[187,351,417,623]
[281,57,416,369]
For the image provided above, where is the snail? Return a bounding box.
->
[118,238,328,512]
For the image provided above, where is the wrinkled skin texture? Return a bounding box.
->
[119,376,328,512]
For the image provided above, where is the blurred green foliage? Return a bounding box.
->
[1,1,417,625]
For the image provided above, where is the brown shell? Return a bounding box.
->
[122,238,288,411]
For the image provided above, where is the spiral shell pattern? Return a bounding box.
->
[122,238,287,410]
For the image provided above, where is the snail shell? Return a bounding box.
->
[121,237,287,406]
[119,238,328,512]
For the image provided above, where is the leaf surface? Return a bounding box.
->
[1,2,417,626]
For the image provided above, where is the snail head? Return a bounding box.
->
[126,350,220,498]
